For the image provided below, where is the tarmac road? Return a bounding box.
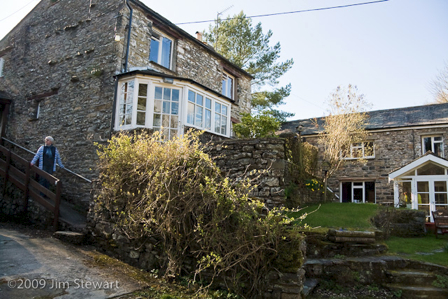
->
[0,225,147,299]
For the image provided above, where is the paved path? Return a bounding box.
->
[0,226,146,299]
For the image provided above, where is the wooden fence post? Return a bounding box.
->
[53,180,62,231]
[24,163,30,213]
[3,149,11,196]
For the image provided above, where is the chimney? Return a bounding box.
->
[196,31,203,42]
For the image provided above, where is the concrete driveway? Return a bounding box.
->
[0,224,148,299]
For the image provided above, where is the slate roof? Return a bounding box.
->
[280,103,448,136]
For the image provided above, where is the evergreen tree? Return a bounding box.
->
[204,11,294,136]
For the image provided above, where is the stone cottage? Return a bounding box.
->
[281,103,448,222]
[0,0,252,209]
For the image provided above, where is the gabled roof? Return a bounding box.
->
[281,103,448,136]
[389,152,448,181]
[130,0,253,79]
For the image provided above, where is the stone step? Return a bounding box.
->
[53,231,85,245]
[386,269,437,285]
[301,278,318,297]
[384,284,448,299]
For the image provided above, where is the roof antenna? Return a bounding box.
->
[215,5,233,48]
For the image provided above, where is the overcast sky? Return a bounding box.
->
[1,0,447,120]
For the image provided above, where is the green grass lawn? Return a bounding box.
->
[386,234,448,266]
[289,202,448,266]
[289,202,379,230]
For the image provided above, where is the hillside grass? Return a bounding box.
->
[289,202,379,230]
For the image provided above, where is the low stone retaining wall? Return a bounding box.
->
[304,230,387,259]
[0,179,55,228]
[373,208,426,237]
[88,215,307,299]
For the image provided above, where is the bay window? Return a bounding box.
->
[116,77,231,138]
[187,90,229,134]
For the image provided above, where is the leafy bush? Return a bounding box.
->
[94,130,304,297]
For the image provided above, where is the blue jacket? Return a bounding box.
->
[31,145,64,172]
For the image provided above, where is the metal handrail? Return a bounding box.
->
[2,137,92,184]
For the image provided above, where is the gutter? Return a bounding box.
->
[124,0,133,72]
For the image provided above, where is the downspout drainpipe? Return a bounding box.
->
[124,0,133,72]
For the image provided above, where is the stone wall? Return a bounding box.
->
[304,127,448,204]
[0,179,55,228]
[206,138,288,209]
[88,214,307,299]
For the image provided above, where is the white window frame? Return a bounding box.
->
[0,57,4,77]
[342,141,375,160]
[340,181,376,203]
[186,87,230,136]
[115,77,231,138]
[149,31,174,70]
[222,72,234,99]
[422,135,444,157]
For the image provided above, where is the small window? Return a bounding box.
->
[118,81,135,127]
[222,72,234,99]
[422,136,443,157]
[343,142,375,159]
[150,33,173,69]
[0,57,4,77]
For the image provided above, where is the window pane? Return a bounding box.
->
[149,39,159,63]
[195,106,203,127]
[163,101,170,113]
[161,37,172,68]
[162,115,170,127]
[125,114,132,125]
[417,164,445,175]
[155,87,163,99]
[215,114,221,133]
[423,137,431,153]
[434,143,442,156]
[187,102,195,124]
[434,136,442,141]
[221,116,227,135]
[418,194,429,204]
[196,94,203,106]
[417,181,429,192]
[171,116,178,128]
[138,84,148,97]
[137,112,145,126]
[222,105,227,115]
[126,104,132,115]
[138,98,146,110]
[227,77,233,98]
[172,89,179,101]
[153,114,161,127]
[188,90,195,102]
[215,102,221,114]
[205,110,211,130]
[171,129,178,138]
[171,102,179,115]
[154,100,162,113]
[435,181,447,192]
[206,98,212,109]
[163,88,171,101]
[435,194,447,205]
